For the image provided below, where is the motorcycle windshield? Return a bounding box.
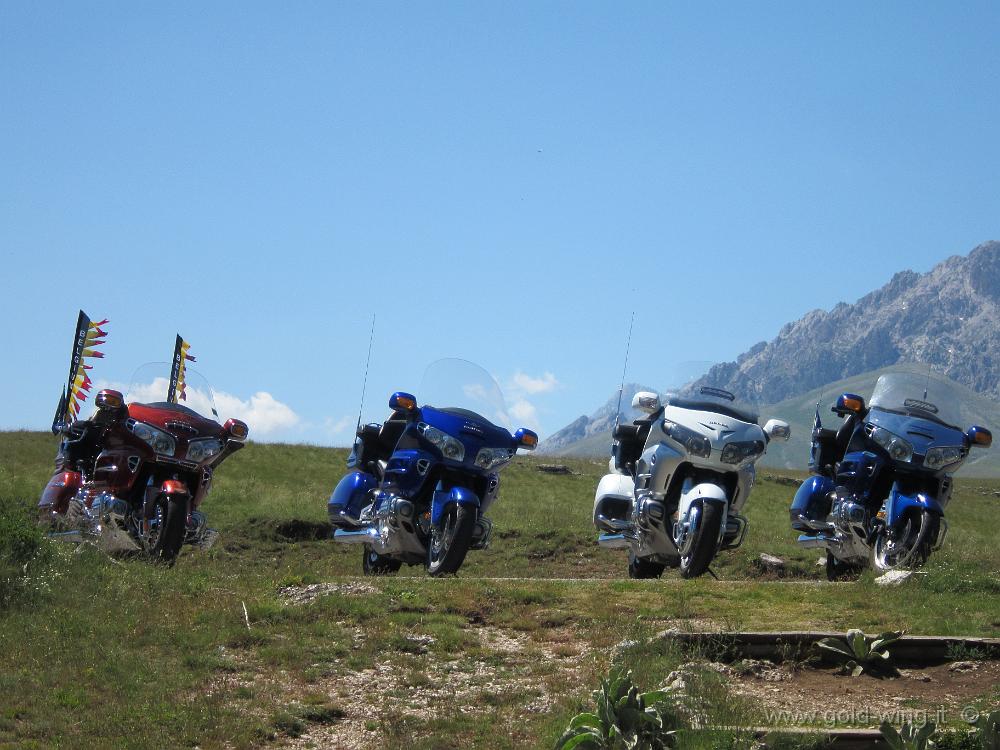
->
[666,385,760,425]
[869,371,964,430]
[124,362,221,423]
[417,358,511,430]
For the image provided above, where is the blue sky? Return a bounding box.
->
[2,2,998,443]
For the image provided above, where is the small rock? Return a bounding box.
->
[612,639,640,657]
[759,553,785,571]
[662,673,687,693]
[875,569,913,586]
[949,661,978,672]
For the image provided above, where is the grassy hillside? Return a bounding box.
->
[759,365,1000,476]
[1,432,998,749]
[547,365,1000,477]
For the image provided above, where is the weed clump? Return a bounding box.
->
[0,499,54,608]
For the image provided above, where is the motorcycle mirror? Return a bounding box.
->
[833,393,865,415]
[631,391,661,414]
[224,418,250,442]
[763,419,791,442]
[389,392,417,411]
[967,426,992,448]
[95,389,124,411]
[514,428,538,451]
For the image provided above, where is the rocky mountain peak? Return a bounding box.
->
[691,241,1000,403]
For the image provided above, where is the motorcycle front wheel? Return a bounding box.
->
[426,504,475,577]
[677,500,723,579]
[362,546,402,576]
[872,509,939,572]
[148,495,187,565]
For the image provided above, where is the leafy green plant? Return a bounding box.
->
[945,642,987,662]
[880,721,938,750]
[815,629,902,677]
[973,710,1000,750]
[555,668,679,749]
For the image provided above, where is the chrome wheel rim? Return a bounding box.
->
[429,509,457,565]
[673,504,701,559]
[873,516,921,570]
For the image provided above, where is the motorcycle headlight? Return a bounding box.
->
[923,445,965,471]
[416,422,466,462]
[128,420,176,456]
[720,439,765,466]
[664,419,712,459]
[869,425,913,463]
[186,438,224,463]
[474,447,514,470]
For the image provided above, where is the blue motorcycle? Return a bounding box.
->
[791,370,992,579]
[327,359,538,576]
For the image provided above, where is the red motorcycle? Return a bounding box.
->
[39,364,249,563]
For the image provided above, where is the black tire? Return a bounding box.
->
[362,546,402,576]
[872,510,939,572]
[426,504,476,577]
[149,496,187,565]
[628,550,666,579]
[678,501,724,579]
[825,550,862,581]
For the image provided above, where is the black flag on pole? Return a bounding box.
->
[53,310,109,432]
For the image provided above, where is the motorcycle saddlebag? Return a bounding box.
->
[327,471,377,528]
[789,475,834,531]
[38,471,83,515]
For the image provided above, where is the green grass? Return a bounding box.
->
[1,431,998,748]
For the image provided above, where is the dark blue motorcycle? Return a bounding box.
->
[791,370,992,579]
[327,359,538,576]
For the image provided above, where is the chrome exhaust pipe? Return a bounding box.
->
[333,527,379,545]
[597,532,630,550]
[797,533,841,549]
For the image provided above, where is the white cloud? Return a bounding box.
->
[511,370,559,395]
[508,398,541,432]
[214,391,301,436]
[502,370,560,435]
[323,415,354,436]
[93,375,302,438]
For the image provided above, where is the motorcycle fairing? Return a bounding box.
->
[865,409,967,469]
[884,483,944,528]
[431,484,480,525]
[835,450,884,501]
[789,474,835,531]
[634,442,684,495]
[327,470,378,525]
[384,448,438,495]
[396,406,515,469]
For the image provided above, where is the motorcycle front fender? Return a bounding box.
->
[431,485,480,526]
[677,480,728,525]
[885,485,944,528]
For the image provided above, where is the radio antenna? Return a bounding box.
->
[355,313,376,433]
[614,312,635,429]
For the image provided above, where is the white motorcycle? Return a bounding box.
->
[593,386,790,578]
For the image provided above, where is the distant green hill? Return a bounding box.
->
[758,365,1000,477]
[543,365,1000,477]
